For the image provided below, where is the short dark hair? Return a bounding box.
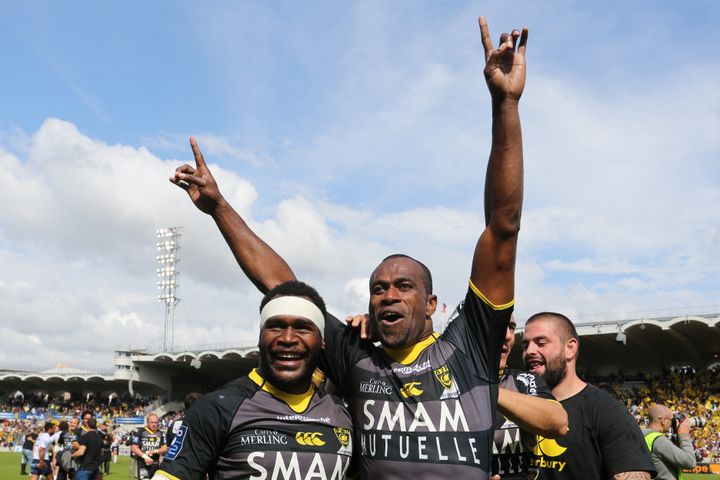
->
[58,420,69,432]
[184,392,203,410]
[87,418,97,429]
[376,254,433,294]
[526,312,579,344]
[81,410,93,420]
[259,280,327,315]
[44,421,55,431]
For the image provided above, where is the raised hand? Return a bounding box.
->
[479,16,528,101]
[169,137,225,215]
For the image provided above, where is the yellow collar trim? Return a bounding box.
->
[144,427,157,435]
[384,333,439,365]
[248,368,315,413]
[469,280,514,310]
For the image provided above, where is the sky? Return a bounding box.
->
[0,1,718,372]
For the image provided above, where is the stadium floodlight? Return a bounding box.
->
[156,226,182,352]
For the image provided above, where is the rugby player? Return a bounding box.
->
[521,312,655,480]
[30,421,56,480]
[131,414,167,480]
[56,417,80,480]
[152,281,354,480]
[171,16,527,479]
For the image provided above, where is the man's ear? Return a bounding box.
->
[565,337,579,362]
[426,294,438,317]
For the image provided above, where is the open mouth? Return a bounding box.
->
[525,357,544,372]
[379,311,404,325]
[271,351,305,368]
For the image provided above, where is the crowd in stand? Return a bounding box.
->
[594,368,720,463]
[1,393,154,418]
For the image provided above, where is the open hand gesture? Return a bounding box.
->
[479,16,528,101]
[170,137,225,215]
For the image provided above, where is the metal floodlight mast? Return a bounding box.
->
[156,227,182,352]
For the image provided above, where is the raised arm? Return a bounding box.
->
[471,17,527,305]
[171,137,296,293]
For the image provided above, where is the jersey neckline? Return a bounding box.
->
[248,368,315,413]
[383,332,440,364]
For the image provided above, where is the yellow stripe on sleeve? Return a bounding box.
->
[469,280,514,310]
[153,470,182,480]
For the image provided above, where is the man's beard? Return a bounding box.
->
[542,353,568,389]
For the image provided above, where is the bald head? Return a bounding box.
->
[648,404,671,423]
[648,404,674,432]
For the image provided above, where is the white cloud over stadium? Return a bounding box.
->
[0,2,718,371]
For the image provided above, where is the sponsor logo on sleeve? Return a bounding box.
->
[164,425,187,460]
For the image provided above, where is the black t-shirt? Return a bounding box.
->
[322,283,512,480]
[529,384,655,480]
[22,433,37,450]
[78,430,103,471]
[156,370,353,480]
[492,370,554,479]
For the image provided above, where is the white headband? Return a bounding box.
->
[260,296,325,335]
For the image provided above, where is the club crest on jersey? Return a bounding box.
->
[400,381,423,398]
[164,425,187,460]
[334,427,353,456]
[433,365,459,399]
[295,432,325,447]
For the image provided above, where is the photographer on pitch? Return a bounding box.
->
[641,404,697,480]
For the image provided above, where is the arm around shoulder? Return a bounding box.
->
[498,388,568,438]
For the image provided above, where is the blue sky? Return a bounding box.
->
[1,1,718,370]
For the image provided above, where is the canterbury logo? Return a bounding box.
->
[433,365,453,389]
[400,382,423,398]
[533,436,567,457]
[334,427,350,447]
[295,432,326,446]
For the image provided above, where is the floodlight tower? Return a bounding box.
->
[156,227,182,352]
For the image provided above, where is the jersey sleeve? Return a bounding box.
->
[130,429,141,447]
[441,283,512,382]
[512,371,555,399]
[320,312,371,395]
[155,392,234,480]
[595,392,656,477]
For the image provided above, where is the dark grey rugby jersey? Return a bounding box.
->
[492,370,554,479]
[323,283,512,480]
[132,427,167,461]
[154,369,353,480]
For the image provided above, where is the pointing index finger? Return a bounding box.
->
[189,136,208,169]
[478,16,494,61]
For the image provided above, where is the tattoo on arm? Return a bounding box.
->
[613,472,651,480]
